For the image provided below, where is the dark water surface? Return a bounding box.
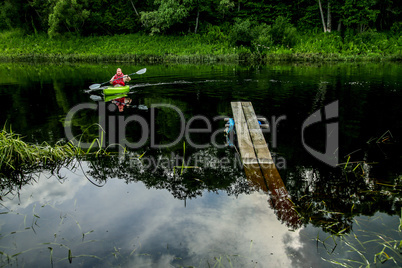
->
[0,62,401,267]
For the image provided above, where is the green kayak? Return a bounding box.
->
[103,85,130,95]
[104,94,128,102]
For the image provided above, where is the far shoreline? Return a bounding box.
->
[0,52,400,64]
[0,31,400,64]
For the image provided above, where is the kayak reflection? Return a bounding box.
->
[111,96,132,112]
[103,94,148,112]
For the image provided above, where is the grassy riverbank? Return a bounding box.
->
[0,30,400,63]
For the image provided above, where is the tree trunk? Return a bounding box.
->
[129,0,139,16]
[318,0,327,32]
[360,24,367,33]
[326,1,331,32]
[195,8,199,34]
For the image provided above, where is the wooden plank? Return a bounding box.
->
[230,102,301,229]
[240,102,284,194]
[231,102,258,165]
[243,164,268,193]
[241,102,273,165]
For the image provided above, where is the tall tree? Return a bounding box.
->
[0,0,21,29]
[28,0,52,33]
[47,0,90,37]
[217,0,235,18]
[140,0,196,34]
[0,1,35,31]
[0,0,399,36]
[341,0,379,32]
[140,0,234,34]
[318,0,332,32]
[373,0,401,31]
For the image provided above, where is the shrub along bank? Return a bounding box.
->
[0,24,400,63]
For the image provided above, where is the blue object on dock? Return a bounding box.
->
[226,118,235,146]
[227,118,235,133]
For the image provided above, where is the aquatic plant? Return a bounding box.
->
[173,141,200,175]
[0,125,119,183]
[0,202,101,267]
[322,213,402,267]
[0,126,78,178]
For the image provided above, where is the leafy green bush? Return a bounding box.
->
[339,29,399,55]
[0,28,400,63]
[204,24,228,44]
[270,16,298,47]
[228,16,299,49]
[229,18,255,47]
[47,0,90,38]
[252,24,273,53]
[390,22,402,35]
[294,32,342,54]
[359,30,385,44]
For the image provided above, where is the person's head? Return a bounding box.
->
[116,68,122,75]
[118,103,124,112]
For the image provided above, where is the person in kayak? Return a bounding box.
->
[110,68,131,87]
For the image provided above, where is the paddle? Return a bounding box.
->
[89,68,147,90]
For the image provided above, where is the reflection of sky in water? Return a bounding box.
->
[0,164,399,267]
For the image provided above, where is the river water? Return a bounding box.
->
[0,62,401,267]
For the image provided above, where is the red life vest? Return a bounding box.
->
[113,73,125,86]
[114,97,126,105]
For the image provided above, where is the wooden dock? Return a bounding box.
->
[231,102,301,229]
[231,102,274,166]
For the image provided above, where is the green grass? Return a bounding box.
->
[0,29,400,63]
[0,30,238,63]
[0,126,78,172]
[0,125,115,181]
[321,214,402,267]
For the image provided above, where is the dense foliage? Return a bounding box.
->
[0,28,399,62]
[1,0,400,36]
[0,0,400,61]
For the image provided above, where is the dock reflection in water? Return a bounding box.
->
[244,163,302,229]
[231,101,301,229]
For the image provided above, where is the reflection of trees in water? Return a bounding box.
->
[284,160,402,233]
[0,157,73,197]
[1,144,401,235]
[243,163,303,230]
[85,148,252,200]
[83,147,306,229]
